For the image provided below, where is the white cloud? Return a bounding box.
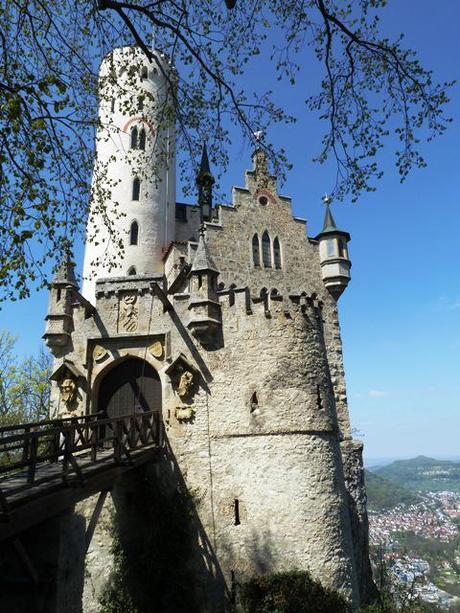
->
[369,390,386,397]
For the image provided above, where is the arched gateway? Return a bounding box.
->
[98,358,162,419]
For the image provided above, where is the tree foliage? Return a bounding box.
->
[239,570,351,612]
[0,0,453,301]
[0,331,51,425]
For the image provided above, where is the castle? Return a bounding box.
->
[43,46,375,611]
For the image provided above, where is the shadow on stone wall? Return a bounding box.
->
[0,510,86,613]
[99,436,231,613]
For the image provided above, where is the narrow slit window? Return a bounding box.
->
[130,221,139,245]
[250,391,258,414]
[110,99,115,113]
[138,96,144,112]
[141,66,148,80]
[234,499,241,526]
[273,237,282,269]
[132,178,141,201]
[262,231,271,267]
[252,234,260,267]
[130,126,138,149]
[139,128,146,151]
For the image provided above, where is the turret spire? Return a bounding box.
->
[316,196,352,300]
[196,143,215,222]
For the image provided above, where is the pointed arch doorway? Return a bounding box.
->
[98,358,162,419]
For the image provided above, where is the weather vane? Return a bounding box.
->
[322,193,332,206]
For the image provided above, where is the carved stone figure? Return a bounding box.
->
[59,378,77,408]
[177,371,194,399]
[120,293,138,332]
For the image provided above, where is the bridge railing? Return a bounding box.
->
[0,411,162,500]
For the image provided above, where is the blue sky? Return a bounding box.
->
[1,1,459,463]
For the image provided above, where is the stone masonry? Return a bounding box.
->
[42,146,375,612]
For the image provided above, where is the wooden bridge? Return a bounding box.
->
[0,411,162,541]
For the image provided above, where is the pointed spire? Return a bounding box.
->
[322,204,338,234]
[196,143,214,184]
[53,248,77,286]
[191,227,219,274]
[196,143,214,221]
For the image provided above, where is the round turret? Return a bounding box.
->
[82,46,176,301]
[316,200,351,299]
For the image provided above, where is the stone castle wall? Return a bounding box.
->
[43,152,373,611]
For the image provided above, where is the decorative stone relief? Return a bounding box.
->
[177,371,194,399]
[120,293,138,332]
[148,341,164,359]
[93,345,109,363]
[59,377,78,411]
[175,406,196,422]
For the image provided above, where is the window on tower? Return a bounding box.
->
[130,126,138,149]
[130,221,139,246]
[127,266,137,275]
[252,234,260,267]
[273,237,282,269]
[138,96,144,112]
[110,99,115,113]
[132,178,141,201]
[327,238,335,257]
[338,238,347,258]
[141,66,148,80]
[139,128,146,151]
[262,231,271,267]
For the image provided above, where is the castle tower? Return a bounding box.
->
[316,198,352,299]
[82,46,176,302]
[43,254,77,354]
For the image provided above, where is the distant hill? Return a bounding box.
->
[374,456,460,493]
[364,469,421,510]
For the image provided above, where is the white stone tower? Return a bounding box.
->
[82,46,176,302]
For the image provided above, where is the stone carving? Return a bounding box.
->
[149,341,163,359]
[120,293,138,332]
[175,406,196,422]
[93,345,109,363]
[177,371,194,399]
[59,377,77,408]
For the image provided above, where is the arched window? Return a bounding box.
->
[130,126,138,149]
[260,287,268,299]
[141,66,148,80]
[252,234,260,267]
[127,266,137,276]
[270,288,279,297]
[139,128,146,151]
[262,231,271,268]
[273,237,281,269]
[130,221,139,245]
[132,178,141,201]
[327,238,335,257]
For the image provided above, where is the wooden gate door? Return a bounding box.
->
[98,358,162,418]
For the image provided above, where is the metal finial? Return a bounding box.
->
[322,193,332,206]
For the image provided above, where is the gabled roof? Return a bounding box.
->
[50,359,85,382]
[191,230,219,274]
